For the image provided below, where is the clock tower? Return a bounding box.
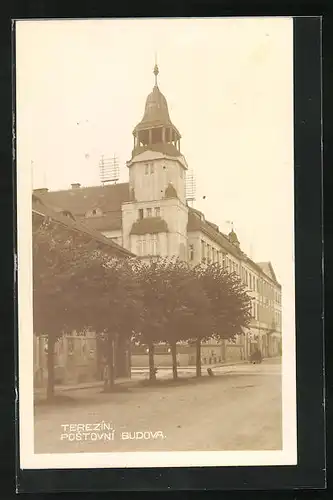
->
[122,64,189,260]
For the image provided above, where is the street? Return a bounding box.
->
[34,358,282,454]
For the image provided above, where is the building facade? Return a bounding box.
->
[35,64,282,367]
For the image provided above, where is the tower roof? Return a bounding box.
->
[133,65,181,137]
[228,229,240,246]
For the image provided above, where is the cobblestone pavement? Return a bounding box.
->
[34,358,282,454]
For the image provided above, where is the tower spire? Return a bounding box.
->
[153,53,159,87]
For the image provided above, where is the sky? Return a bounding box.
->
[15,17,294,333]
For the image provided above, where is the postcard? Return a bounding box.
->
[15,17,297,469]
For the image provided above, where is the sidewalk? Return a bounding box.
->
[131,359,248,372]
[34,359,251,397]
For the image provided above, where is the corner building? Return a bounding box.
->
[36,65,282,364]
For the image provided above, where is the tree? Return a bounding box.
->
[33,214,142,398]
[135,257,212,381]
[32,216,100,400]
[193,262,252,376]
[67,254,143,391]
[133,258,170,381]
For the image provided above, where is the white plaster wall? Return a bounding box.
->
[129,155,186,204]
[187,231,201,265]
[121,201,141,251]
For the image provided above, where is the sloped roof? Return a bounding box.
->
[76,213,123,232]
[256,262,278,283]
[132,142,181,158]
[34,183,130,232]
[134,84,181,138]
[32,195,133,257]
[35,183,130,216]
[187,208,242,258]
[187,208,280,285]
[164,182,178,199]
[130,217,169,235]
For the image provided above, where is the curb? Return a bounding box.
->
[35,358,279,395]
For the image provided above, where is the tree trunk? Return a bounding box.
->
[170,342,178,380]
[104,335,115,392]
[46,334,56,401]
[148,341,156,381]
[196,337,202,377]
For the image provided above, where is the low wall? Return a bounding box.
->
[131,344,232,368]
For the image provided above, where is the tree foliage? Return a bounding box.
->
[33,213,253,393]
[33,216,142,396]
[135,257,212,380]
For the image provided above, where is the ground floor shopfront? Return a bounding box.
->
[34,330,281,387]
[33,332,131,388]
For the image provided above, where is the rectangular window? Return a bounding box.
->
[138,209,144,220]
[147,208,152,217]
[151,235,158,255]
[150,163,154,174]
[155,207,160,217]
[145,164,149,175]
[136,240,142,256]
[142,239,146,255]
[156,235,160,255]
[201,240,205,260]
[189,244,194,261]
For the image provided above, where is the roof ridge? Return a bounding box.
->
[44,182,129,194]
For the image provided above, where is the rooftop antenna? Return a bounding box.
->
[185,169,196,207]
[99,153,120,185]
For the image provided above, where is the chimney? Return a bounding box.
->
[33,188,49,195]
[71,183,81,189]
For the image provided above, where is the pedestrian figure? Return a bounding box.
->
[250,347,262,364]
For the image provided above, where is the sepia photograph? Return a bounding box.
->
[16,17,296,469]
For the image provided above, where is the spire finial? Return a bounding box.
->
[153,53,159,86]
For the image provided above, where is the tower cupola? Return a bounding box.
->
[132,64,182,158]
